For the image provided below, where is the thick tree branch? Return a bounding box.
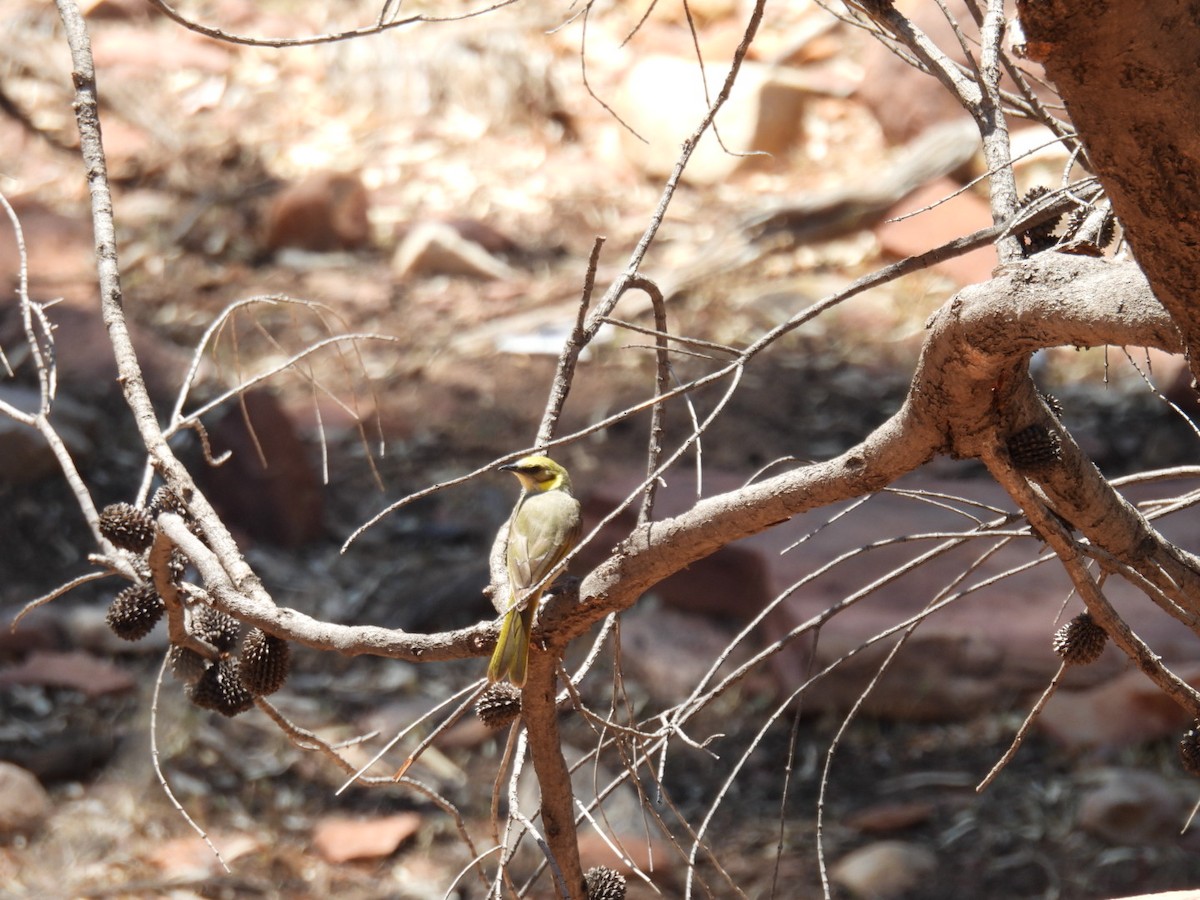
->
[546,255,1195,662]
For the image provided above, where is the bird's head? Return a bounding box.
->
[501,454,572,493]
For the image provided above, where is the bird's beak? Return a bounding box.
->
[499,463,518,472]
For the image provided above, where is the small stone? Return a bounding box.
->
[105,584,165,641]
[0,762,50,837]
[830,840,937,900]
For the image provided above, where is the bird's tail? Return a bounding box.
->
[488,603,533,687]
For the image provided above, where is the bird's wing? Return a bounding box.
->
[507,490,582,594]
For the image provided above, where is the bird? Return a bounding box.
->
[487,454,582,687]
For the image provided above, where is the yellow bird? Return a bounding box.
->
[488,455,582,687]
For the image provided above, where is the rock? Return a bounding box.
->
[588,466,1200,722]
[617,604,754,705]
[578,489,773,622]
[0,605,68,659]
[82,0,153,18]
[615,55,850,184]
[148,832,260,878]
[263,172,371,255]
[1076,768,1185,846]
[0,301,189,405]
[0,650,136,698]
[90,23,233,75]
[391,221,517,281]
[1039,665,1200,751]
[875,177,997,286]
[195,387,324,546]
[845,801,936,834]
[311,812,422,863]
[859,0,1062,147]
[829,840,937,899]
[0,386,92,484]
[0,762,50,837]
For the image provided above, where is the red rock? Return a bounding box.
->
[579,489,773,622]
[575,829,674,884]
[311,812,422,864]
[586,466,1200,723]
[196,387,324,547]
[0,300,188,405]
[617,605,757,705]
[263,173,371,255]
[1038,664,1200,751]
[0,650,136,697]
[876,177,997,286]
[0,199,96,299]
[845,800,936,833]
[148,832,260,878]
[1076,768,1186,846]
[90,24,233,74]
[82,0,153,18]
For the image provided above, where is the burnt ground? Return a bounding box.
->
[3,1,1200,898]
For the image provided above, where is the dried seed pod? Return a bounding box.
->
[585,866,627,900]
[189,658,254,717]
[238,628,291,696]
[149,485,187,518]
[191,605,240,653]
[1039,391,1064,421]
[187,664,223,711]
[476,682,522,730]
[169,644,208,684]
[1006,424,1062,470]
[1017,186,1063,255]
[99,503,156,553]
[1097,209,1117,250]
[1053,612,1107,666]
[166,549,188,585]
[1180,723,1200,777]
[106,584,165,641]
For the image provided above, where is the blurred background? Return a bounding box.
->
[2,1,1199,896]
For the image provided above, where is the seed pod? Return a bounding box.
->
[166,549,188,585]
[1180,723,1200,777]
[169,644,208,684]
[238,628,291,696]
[149,485,188,518]
[99,503,157,553]
[1039,391,1064,421]
[1053,612,1107,666]
[1006,424,1062,470]
[106,584,165,641]
[188,658,254,717]
[1017,186,1062,255]
[191,605,240,653]
[476,682,522,730]
[585,866,627,900]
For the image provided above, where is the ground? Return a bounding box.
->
[2,1,1200,898]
